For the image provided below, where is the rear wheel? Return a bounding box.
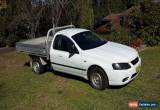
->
[89,67,108,90]
[31,57,45,74]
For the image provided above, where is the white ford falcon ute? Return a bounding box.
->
[16,26,141,90]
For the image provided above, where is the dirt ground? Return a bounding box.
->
[0,47,15,55]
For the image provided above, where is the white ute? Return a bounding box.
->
[16,25,141,90]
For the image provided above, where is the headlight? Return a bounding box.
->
[112,63,131,70]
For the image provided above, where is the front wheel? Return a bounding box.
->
[89,67,109,90]
[30,57,45,74]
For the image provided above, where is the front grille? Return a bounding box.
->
[131,57,139,65]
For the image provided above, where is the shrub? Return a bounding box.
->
[129,1,160,46]
[144,35,160,46]
[78,0,94,29]
[111,28,130,45]
[0,34,6,47]
[6,34,19,47]
[140,31,160,46]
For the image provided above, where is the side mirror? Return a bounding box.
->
[68,44,78,58]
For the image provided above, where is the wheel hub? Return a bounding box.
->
[91,72,102,87]
[33,62,40,73]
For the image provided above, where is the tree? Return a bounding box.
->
[78,0,94,29]
[129,1,160,46]
[48,0,70,27]
[7,0,46,38]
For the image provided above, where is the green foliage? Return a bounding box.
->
[141,31,160,46]
[0,9,7,32]
[78,0,94,29]
[98,25,134,45]
[93,0,127,17]
[6,34,19,47]
[0,33,6,47]
[111,28,130,45]
[0,0,159,47]
[109,0,127,13]
[129,1,160,46]
[0,0,51,47]
[0,9,7,47]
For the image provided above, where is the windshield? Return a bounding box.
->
[72,31,107,50]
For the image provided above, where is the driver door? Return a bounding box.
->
[50,35,85,76]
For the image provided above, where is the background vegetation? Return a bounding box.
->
[129,0,160,46]
[0,0,159,47]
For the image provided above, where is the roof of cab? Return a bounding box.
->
[56,28,89,38]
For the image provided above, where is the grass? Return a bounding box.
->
[0,47,160,110]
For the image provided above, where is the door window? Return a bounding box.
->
[53,35,78,53]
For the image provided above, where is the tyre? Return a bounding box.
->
[89,67,109,90]
[31,57,45,74]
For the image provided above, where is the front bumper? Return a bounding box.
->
[106,57,141,86]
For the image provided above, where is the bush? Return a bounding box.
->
[144,35,160,46]
[140,31,160,46]
[6,34,19,47]
[99,28,132,45]
[129,1,160,46]
[111,28,130,45]
[78,0,94,29]
[0,34,6,47]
